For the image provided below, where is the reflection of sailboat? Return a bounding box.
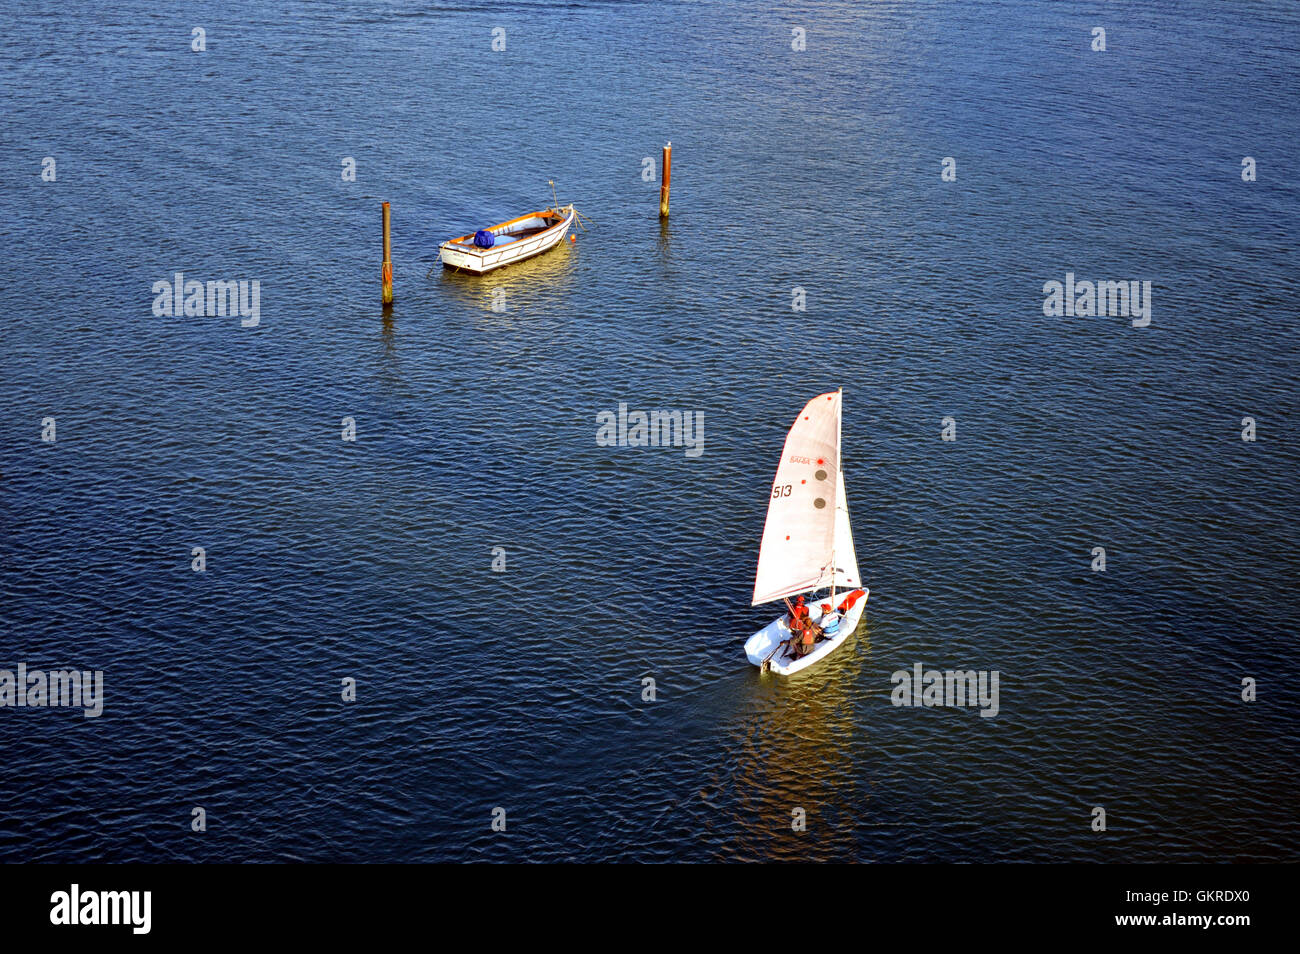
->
[745,389,868,675]
[726,631,867,858]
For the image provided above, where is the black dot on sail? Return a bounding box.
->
[815,469,827,481]
[813,497,826,509]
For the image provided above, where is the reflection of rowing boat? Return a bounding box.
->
[744,389,869,675]
[438,205,575,275]
[436,235,576,309]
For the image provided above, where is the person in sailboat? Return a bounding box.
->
[786,596,820,658]
[788,595,808,632]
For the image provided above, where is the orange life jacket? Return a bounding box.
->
[836,589,866,613]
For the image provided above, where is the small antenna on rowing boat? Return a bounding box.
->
[548,179,559,215]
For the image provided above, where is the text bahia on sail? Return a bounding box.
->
[744,389,868,675]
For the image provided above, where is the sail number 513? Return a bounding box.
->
[772,484,792,499]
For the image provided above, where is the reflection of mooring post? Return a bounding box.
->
[659,142,671,218]
[381,201,393,308]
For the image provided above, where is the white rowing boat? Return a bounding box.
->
[744,389,869,675]
[438,205,575,274]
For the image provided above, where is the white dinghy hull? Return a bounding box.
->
[745,588,868,676]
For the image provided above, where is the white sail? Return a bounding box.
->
[832,469,860,590]
[752,391,843,606]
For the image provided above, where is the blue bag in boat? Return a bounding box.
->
[473,229,495,248]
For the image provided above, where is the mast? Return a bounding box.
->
[830,387,842,609]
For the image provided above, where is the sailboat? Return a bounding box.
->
[744,389,868,675]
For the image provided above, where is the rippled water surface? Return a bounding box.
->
[1,0,1297,862]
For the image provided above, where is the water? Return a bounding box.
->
[1,0,1297,862]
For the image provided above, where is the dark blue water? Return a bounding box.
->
[1,0,1297,862]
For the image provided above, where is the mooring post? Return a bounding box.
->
[659,142,671,218]
[381,201,393,307]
